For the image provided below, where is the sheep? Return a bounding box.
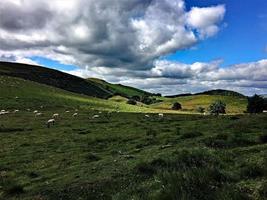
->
[33,110,38,114]
[13,110,19,113]
[72,113,78,117]
[263,110,267,113]
[46,119,55,128]
[92,115,99,119]
[145,114,150,118]
[158,113,164,117]
[52,113,59,118]
[65,111,70,113]
[35,112,43,117]
[0,111,9,115]
[1,110,6,112]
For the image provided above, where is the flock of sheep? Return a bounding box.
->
[1,108,165,128]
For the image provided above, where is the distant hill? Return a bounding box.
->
[0,61,113,99]
[88,78,153,98]
[166,89,246,98]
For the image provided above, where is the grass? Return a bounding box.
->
[0,107,266,199]
[88,78,152,98]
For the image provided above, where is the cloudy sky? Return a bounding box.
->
[0,0,267,95]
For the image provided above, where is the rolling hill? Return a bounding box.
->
[166,89,246,98]
[153,94,248,113]
[88,78,153,98]
[0,61,112,99]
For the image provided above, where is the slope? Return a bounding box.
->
[0,61,112,99]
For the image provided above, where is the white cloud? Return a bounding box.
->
[186,5,225,38]
[0,0,225,70]
[65,59,267,96]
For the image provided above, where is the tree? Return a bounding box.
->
[172,102,182,110]
[127,99,137,105]
[247,94,265,113]
[209,100,226,115]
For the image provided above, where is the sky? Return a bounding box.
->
[0,0,267,95]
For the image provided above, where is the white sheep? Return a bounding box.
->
[47,119,55,128]
[0,111,9,115]
[65,111,70,113]
[35,112,43,117]
[72,113,78,117]
[145,114,150,118]
[52,113,59,118]
[14,110,19,113]
[33,110,38,114]
[158,113,164,117]
[1,110,6,112]
[92,115,99,119]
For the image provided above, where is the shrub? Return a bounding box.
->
[247,94,265,113]
[172,102,182,110]
[197,107,205,113]
[127,99,137,105]
[180,131,203,139]
[259,133,267,144]
[209,100,226,115]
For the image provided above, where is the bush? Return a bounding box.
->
[180,131,203,139]
[209,100,226,115]
[197,107,205,113]
[259,133,267,144]
[127,99,137,105]
[172,102,182,110]
[247,94,265,113]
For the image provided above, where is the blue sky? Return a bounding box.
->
[165,0,267,66]
[0,0,267,95]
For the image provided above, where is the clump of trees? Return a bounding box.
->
[172,102,182,110]
[209,100,226,115]
[130,95,162,105]
[127,99,137,105]
[247,94,265,113]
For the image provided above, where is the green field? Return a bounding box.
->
[152,95,248,114]
[1,107,267,199]
[1,65,266,200]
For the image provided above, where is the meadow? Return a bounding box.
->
[0,109,267,200]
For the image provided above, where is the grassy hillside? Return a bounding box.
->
[0,76,156,113]
[0,62,112,99]
[88,78,152,98]
[152,95,248,114]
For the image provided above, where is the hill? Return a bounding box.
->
[88,78,153,98]
[152,94,248,113]
[0,61,112,99]
[0,75,154,113]
[166,89,245,98]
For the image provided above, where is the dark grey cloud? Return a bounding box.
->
[0,0,225,70]
[0,0,52,31]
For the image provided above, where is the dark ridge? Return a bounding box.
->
[165,89,246,98]
[0,61,112,99]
